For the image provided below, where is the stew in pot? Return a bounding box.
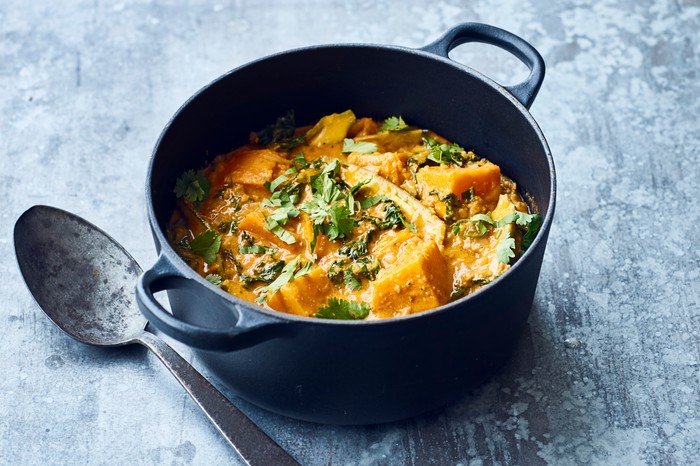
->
[166,110,540,320]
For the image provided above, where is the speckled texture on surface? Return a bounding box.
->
[1,1,699,465]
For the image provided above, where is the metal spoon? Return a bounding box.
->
[13,205,299,466]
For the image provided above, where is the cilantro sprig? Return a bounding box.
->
[496,232,516,264]
[314,298,371,320]
[381,116,408,132]
[300,160,359,251]
[452,211,541,264]
[261,168,302,245]
[175,170,211,203]
[423,137,467,166]
[189,230,222,264]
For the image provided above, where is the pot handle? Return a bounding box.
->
[136,253,287,352]
[419,22,545,109]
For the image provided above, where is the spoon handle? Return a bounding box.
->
[136,331,299,466]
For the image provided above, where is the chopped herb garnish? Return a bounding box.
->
[254,259,285,283]
[344,273,363,291]
[429,190,462,221]
[424,137,467,166]
[339,230,373,259]
[277,134,307,150]
[315,298,371,320]
[174,170,211,203]
[452,213,496,237]
[217,221,237,234]
[328,256,380,291]
[300,160,358,247]
[292,152,309,169]
[360,194,390,210]
[261,187,300,245]
[205,274,222,286]
[452,210,541,261]
[189,230,222,264]
[462,187,476,202]
[255,256,312,303]
[381,116,408,132]
[496,232,516,264]
[253,110,296,146]
[377,200,416,231]
[241,258,285,287]
[342,138,378,154]
[264,167,297,193]
[264,220,296,244]
[238,244,277,254]
[496,211,541,251]
[326,204,355,240]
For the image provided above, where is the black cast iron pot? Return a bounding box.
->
[136,22,556,425]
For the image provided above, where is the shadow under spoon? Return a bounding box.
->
[13,205,299,466]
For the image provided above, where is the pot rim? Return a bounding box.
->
[144,40,556,327]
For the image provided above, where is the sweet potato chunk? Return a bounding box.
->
[211,148,291,188]
[416,162,501,208]
[272,267,335,316]
[371,240,450,317]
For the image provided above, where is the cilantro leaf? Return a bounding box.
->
[342,138,378,154]
[378,201,415,231]
[242,259,285,286]
[300,160,358,246]
[264,167,297,193]
[190,230,222,264]
[314,298,371,320]
[292,152,309,169]
[261,188,300,245]
[520,214,541,251]
[360,195,390,210]
[424,137,466,166]
[238,245,277,254]
[263,219,297,244]
[381,116,408,132]
[495,211,541,251]
[496,232,516,264]
[174,170,211,203]
[452,213,496,237]
[325,204,356,240]
[339,230,373,259]
[205,274,222,286]
[344,273,363,291]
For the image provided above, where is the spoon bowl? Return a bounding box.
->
[14,205,298,466]
[14,205,146,346]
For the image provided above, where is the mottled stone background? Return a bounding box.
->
[1,1,698,465]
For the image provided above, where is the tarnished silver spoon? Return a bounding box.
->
[14,205,299,466]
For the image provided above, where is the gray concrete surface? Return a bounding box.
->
[1,1,699,465]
